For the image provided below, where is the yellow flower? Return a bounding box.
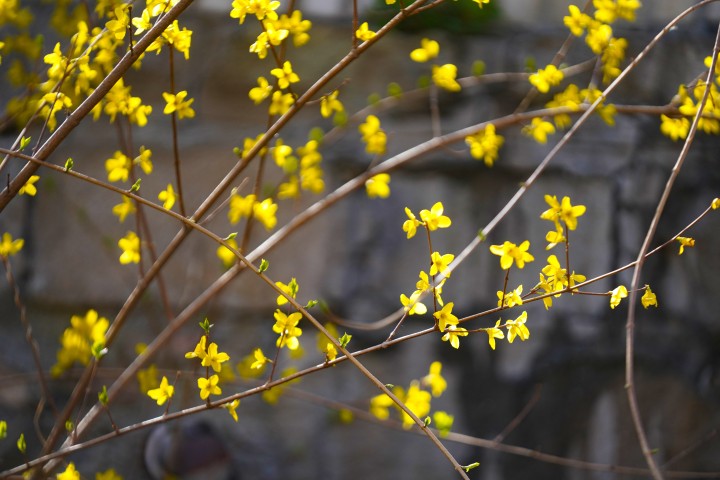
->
[676,236,695,255]
[272,310,303,350]
[432,64,461,92]
[486,319,505,350]
[430,251,454,276]
[712,198,720,210]
[465,124,504,167]
[249,76,273,104]
[275,278,299,306]
[158,184,176,210]
[410,38,439,63]
[473,0,491,6]
[253,198,278,230]
[420,202,451,231]
[564,4,591,36]
[359,115,387,155]
[251,347,269,370]
[118,231,141,264]
[442,325,468,349]
[522,117,556,144]
[660,115,689,141]
[18,175,39,196]
[609,285,627,309]
[400,291,427,315]
[422,361,447,397]
[0,233,24,257]
[268,90,294,115]
[355,22,375,42]
[185,335,207,360]
[489,240,534,270]
[95,468,123,480]
[105,151,132,183]
[216,238,239,269]
[57,462,80,480]
[201,342,230,372]
[225,399,240,422]
[641,286,658,308]
[506,311,529,343]
[270,60,300,90]
[402,207,423,239]
[106,6,129,40]
[365,173,391,199]
[540,194,586,231]
[162,90,195,119]
[529,64,564,93]
[433,411,454,437]
[401,381,432,429]
[320,90,344,118]
[137,364,159,394]
[497,285,523,308]
[433,302,458,332]
[198,374,221,400]
[113,196,136,223]
[370,393,394,420]
[134,146,153,174]
[147,376,175,406]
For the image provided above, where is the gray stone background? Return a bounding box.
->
[2,0,720,479]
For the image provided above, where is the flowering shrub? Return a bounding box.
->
[0,0,718,478]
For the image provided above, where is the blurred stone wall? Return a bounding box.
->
[1,1,720,479]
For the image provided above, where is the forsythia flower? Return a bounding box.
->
[118,231,141,264]
[489,240,534,270]
[216,238,239,268]
[275,277,299,306]
[109,195,133,224]
[529,64,564,93]
[522,117,556,144]
[506,311,529,343]
[198,374,221,400]
[57,463,80,480]
[676,236,695,255]
[400,291,427,315]
[228,193,256,224]
[486,319,505,350]
[273,310,303,350]
[225,399,240,422]
[402,207,423,239]
[564,4,591,36]
[410,38,439,63]
[268,90,294,115]
[251,347,269,369]
[422,361,447,397]
[249,76,273,104]
[660,115,690,141]
[320,90,343,118]
[365,173,391,199]
[158,184,176,210]
[18,175,39,196]
[429,251,454,276]
[434,411,454,437]
[641,285,658,308]
[442,325,468,349]
[201,342,230,372]
[355,22,375,42]
[609,285,627,309]
[465,124,504,167]
[270,61,300,90]
[185,335,207,360]
[419,202,451,231]
[433,302,458,332]
[712,198,720,210]
[432,64,461,92]
[253,198,278,230]
[400,381,432,429]
[105,151,132,183]
[370,393,394,420]
[162,90,195,119]
[497,285,523,308]
[147,376,175,405]
[0,233,24,257]
[359,115,387,155]
[541,195,586,231]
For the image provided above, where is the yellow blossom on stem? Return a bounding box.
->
[365,173,391,198]
[216,238,239,269]
[118,231,140,264]
[0,233,24,257]
[402,207,423,239]
[18,175,39,196]
[433,302,458,332]
[564,4,591,36]
[432,63,461,92]
[506,311,529,343]
[540,194,586,231]
[270,60,299,90]
[273,310,303,350]
[225,399,240,422]
[430,251,454,276]
[278,10,312,47]
[712,198,720,210]
[198,374,221,400]
[228,193,256,224]
[410,38,439,63]
[147,376,175,405]
[268,90,294,115]
[275,277,299,306]
[57,462,80,480]
[641,285,658,308]
[489,240,534,270]
[400,381,432,429]
[185,335,207,360]
[162,90,195,119]
[355,22,375,42]
[105,151,132,183]
[660,115,690,141]
[370,393,394,420]
[201,342,230,372]
[465,124,504,167]
[249,76,273,104]
[359,115,387,155]
[420,202,451,231]
[253,198,278,230]
[400,291,427,315]
[442,325,469,349]
[320,90,344,118]
[105,6,128,40]
[422,361,447,397]
[529,64,564,93]
[433,411,454,437]
[158,184,176,210]
[497,285,523,308]
[251,347,269,370]
[486,319,505,350]
[609,285,627,309]
[522,117,556,144]
[676,236,695,255]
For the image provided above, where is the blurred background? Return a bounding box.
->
[2,0,720,478]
